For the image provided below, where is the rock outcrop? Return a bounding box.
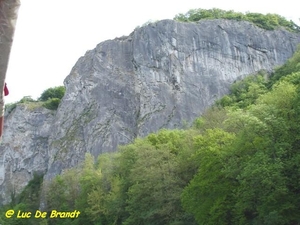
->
[1,19,300,204]
[0,104,54,203]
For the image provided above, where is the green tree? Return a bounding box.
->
[216,73,268,109]
[181,68,300,224]
[83,153,124,225]
[270,45,300,84]
[38,86,65,101]
[193,107,228,131]
[74,153,101,225]
[18,173,44,209]
[181,129,236,225]
[124,138,194,225]
[45,168,82,225]
[223,77,300,224]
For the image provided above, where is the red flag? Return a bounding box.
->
[4,83,9,96]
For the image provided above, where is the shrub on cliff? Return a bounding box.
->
[38,86,65,101]
[38,86,65,110]
[42,98,61,110]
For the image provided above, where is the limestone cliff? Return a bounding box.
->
[1,19,300,204]
[0,104,54,203]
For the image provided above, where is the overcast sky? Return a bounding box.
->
[5,0,300,103]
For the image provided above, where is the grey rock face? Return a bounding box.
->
[45,19,300,179]
[1,19,300,203]
[0,105,54,204]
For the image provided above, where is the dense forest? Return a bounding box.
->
[1,10,300,225]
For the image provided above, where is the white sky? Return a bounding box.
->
[5,0,300,104]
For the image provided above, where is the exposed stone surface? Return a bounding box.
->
[0,104,54,203]
[1,19,300,204]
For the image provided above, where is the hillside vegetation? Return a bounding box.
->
[5,86,65,113]
[174,8,300,32]
[1,45,299,225]
[1,11,300,225]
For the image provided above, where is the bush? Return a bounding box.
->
[42,98,61,110]
[19,96,36,103]
[38,86,65,101]
[38,86,65,110]
[5,102,17,114]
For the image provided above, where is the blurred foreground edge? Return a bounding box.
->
[0,0,21,141]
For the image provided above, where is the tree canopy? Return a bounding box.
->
[38,86,65,101]
[38,85,66,110]
[174,8,300,32]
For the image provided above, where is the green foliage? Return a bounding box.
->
[44,158,92,225]
[78,153,119,225]
[216,46,300,110]
[0,174,44,225]
[181,70,300,224]
[270,45,300,83]
[18,173,44,209]
[6,44,300,225]
[181,129,236,225]
[38,86,65,101]
[38,86,65,110]
[5,86,65,112]
[43,131,198,225]
[193,107,228,131]
[42,98,61,110]
[123,132,196,225]
[19,96,36,103]
[216,72,268,109]
[116,131,198,225]
[5,96,39,112]
[174,8,300,32]
[5,102,17,114]
[0,203,32,225]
